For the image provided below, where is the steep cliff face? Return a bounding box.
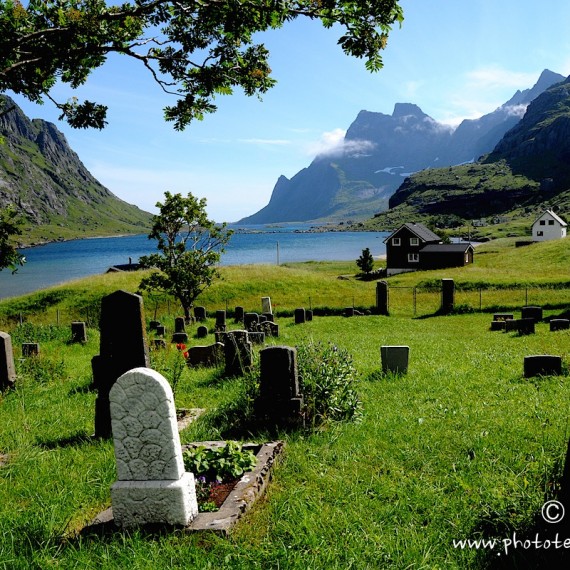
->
[239,70,564,224]
[0,96,151,244]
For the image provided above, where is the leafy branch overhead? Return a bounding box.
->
[0,0,404,129]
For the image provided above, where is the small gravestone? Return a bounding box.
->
[71,321,88,343]
[490,320,506,331]
[109,367,198,527]
[215,310,227,332]
[215,331,226,344]
[156,325,166,337]
[244,312,259,332]
[521,306,543,322]
[196,325,208,338]
[294,308,306,325]
[22,343,39,357]
[187,343,224,367]
[249,332,266,345]
[262,321,279,338]
[153,339,167,350]
[381,346,410,374]
[259,314,268,324]
[234,306,244,323]
[306,310,313,322]
[171,332,189,344]
[524,355,562,378]
[550,319,570,332]
[194,306,207,322]
[261,297,272,315]
[256,346,303,425]
[224,330,252,377]
[493,313,514,322]
[376,281,389,316]
[441,279,455,314]
[174,317,186,333]
[517,318,535,335]
[344,307,355,317]
[0,332,16,391]
[92,290,150,439]
[505,319,519,332]
[149,320,160,331]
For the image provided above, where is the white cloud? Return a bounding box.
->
[304,128,375,158]
[237,138,292,146]
[464,66,538,91]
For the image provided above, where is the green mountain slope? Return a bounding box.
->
[0,96,152,245]
[365,77,570,237]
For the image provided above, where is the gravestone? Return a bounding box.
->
[92,290,150,439]
[524,355,562,378]
[381,346,410,374]
[262,312,274,323]
[109,367,198,527]
[71,321,88,343]
[224,330,253,377]
[149,320,160,331]
[174,317,186,334]
[234,306,245,323]
[505,319,519,332]
[0,332,16,391]
[194,306,207,322]
[376,281,389,316]
[490,320,506,331]
[344,307,355,317]
[261,297,272,315]
[153,339,167,350]
[306,310,313,322]
[196,325,208,339]
[259,315,268,324]
[22,342,40,357]
[521,306,543,322]
[262,321,279,338]
[215,310,227,332]
[244,312,259,332]
[294,308,306,325]
[156,325,166,337]
[249,332,266,345]
[493,313,514,322]
[441,279,455,314]
[517,318,535,335]
[256,346,303,425]
[187,343,224,367]
[550,319,570,331]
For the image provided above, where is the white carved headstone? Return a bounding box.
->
[109,367,198,527]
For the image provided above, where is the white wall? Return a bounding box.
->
[532,212,566,241]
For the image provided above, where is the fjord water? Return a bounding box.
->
[0,226,388,300]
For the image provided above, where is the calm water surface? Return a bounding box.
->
[0,225,388,300]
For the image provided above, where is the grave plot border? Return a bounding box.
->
[83,440,284,536]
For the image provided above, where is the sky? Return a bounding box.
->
[8,0,570,222]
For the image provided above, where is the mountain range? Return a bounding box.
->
[239,69,565,224]
[0,96,151,246]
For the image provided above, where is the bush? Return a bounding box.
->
[297,341,362,426]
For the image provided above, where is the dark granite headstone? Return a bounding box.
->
[550,319,570,332]
[294,308,306,325]
[197,325,208,338]
[215,310,227,332]
[194,306,207,322]
[92,290,150,438]
[524,355,562,378]
[71,321,88,343]
[376,281,389,316]
[174,317,186,334]
[149,320,160,331]
[22,343,39,357]
[493,313,514,322]
[153,339,167,349]
[0,332,16,391]
[187,343,224,367]
[244,312,259,332]
[441,279,455,314]
[155,325,166,337]
[521,306,543,322]
[517,318,535,335]
[262,321,279,337]
[306,310,313,322]
[344,307,355,317]
[223,330,252,377]
[234,306,245,323]
[505,319,519,332]
[249,332,266,345]
[262,312,274,323]
[172,332,189,344]
[490,320,506,331]
[256,346,303,425]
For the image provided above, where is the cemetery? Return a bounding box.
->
[1,238,570,568]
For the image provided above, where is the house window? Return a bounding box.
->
[392,238,401,246]
[408,253,419,263]
[537,231,543,236]
[548,220,555,225]
[410,237,419,246]
[540,220,546,225]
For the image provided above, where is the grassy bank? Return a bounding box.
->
[1,239,570,568]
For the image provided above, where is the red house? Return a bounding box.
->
[384,223,474,276]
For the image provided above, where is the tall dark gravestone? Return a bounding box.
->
[441,279,455,314]
[376,281,389,316]
[0,332,16,391]
[92,290,150,438]
[223,330,252,377]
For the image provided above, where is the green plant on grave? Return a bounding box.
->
[183,441,257,483]
[16,354,66,385]
[149,343,188,399]
[297,341,362,426]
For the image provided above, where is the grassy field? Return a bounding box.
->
[1,238,570,568]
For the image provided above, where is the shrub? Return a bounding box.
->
[297,341,362,426]
[17,354,66,385]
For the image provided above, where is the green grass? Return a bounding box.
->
[1,242,570,568]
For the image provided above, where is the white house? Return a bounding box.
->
[531,210,567,242]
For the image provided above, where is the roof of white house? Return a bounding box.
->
[532,209,567,227]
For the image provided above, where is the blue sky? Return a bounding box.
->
[9,0,570,222]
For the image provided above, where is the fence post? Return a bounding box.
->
[479,288,482,312]
[413,287,417,316]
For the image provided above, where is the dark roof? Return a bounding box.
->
[384,222,441,243]
[420,243,474,253]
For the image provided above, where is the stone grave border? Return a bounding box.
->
[83,440,284,536]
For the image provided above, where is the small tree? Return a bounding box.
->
[356,247,374,275]
[0,206,25,273]
[138,191,232,320]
